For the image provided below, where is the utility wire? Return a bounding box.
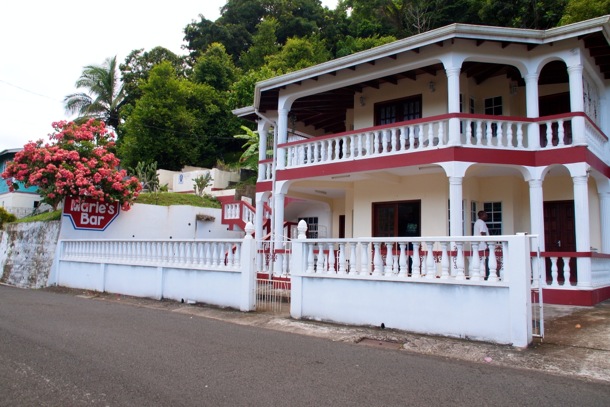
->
[0,78,63,103]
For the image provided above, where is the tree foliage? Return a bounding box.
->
[192,43,240,91]
[1,120,141,211]
[119,62,241,171]
[560,0,610,25]
[64,56,125,130]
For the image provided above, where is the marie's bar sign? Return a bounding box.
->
[63,196,120,231]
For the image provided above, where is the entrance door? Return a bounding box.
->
[373,200,421,237]
[543,200,576,284]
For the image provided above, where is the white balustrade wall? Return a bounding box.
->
[290,234,535,347]
[253,113,603,181]
[52,237,257,311]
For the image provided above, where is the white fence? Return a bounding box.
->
[51,237,257,311]
[289,231,536,347]
[51,224,539,346]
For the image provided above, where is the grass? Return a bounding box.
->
[11,192,220,224]
[135,192,221,208]
[13,210,62,223]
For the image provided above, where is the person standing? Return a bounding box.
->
[473,211,489,236]
[473,210,490,278]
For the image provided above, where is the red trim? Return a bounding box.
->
[540,286,610,306]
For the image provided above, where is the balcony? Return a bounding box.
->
[257,112,608,181]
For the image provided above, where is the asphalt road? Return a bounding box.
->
[0,285,608,407]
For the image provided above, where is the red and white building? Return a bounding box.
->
[230,16,610,306]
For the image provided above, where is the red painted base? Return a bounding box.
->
[539,286,610,306]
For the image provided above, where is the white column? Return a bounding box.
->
[257,120,269,181]
[276,108,289,169]
[446,67,461,145]
[567,65,586,144]
[573,174,592,287]
[600,192,610,254]
[524,73,540,149]
[273,190,286,245]
[529,179,545,250]
[573,175,590,252]
[254,192,267,242]
[449,176,463,236]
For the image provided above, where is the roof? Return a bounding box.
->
[236,16,610,134]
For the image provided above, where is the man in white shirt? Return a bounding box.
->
[473,211,489,236]
[473,210,490,279]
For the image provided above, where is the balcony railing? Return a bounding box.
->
[257,112,607,181]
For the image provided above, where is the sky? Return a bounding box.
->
[0,0,337,152]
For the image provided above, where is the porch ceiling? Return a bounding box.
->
[256,31,610,135]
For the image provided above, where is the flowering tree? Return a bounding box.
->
[2,119,142,211]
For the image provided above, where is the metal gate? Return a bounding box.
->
[255,277,290,313]
[532,248,545,339]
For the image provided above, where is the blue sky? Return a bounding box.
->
[0,0,337,152]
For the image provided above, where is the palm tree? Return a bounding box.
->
[64,56,125,130]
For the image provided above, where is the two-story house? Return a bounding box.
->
[230,16,610,306]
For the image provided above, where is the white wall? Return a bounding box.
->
[60,203,243,240]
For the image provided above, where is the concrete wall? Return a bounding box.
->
[0,221,60,288]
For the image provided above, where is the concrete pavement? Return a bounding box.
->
[44,286,610,384]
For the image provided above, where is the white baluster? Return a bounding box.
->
[470,243,482,281]
[316,244,325,273]
[373,242,383,276]
[411,243,421,277]
[545,121,553,147]
[485,121,493,145]
[440,242,449,279]
[349,135,355,158]
[487,242,498,282]
[306,244,315,273]
[349,242,357,275]
[550,257,559,286]
[360,242,370,275]
[506,123,513,147]
[327,243,335,274]
[398,243,407,277]
[400,127,408,150]
[475,121,483,146]
[338,243,346,274]
[516,122,524,148]
[384,242,394,275]
[427,124,434,148]
[557,119,565,146]
[562,256,571,286]
[497,122,504,147]
[455,242,465,280]
[500,241,508,281]
[437,122,444,146]
[465,120,473,145]
[425,242,435,279]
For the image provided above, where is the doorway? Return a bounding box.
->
[543,200,577,284]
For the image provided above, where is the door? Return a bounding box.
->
[543,200,576,284]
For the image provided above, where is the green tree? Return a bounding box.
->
[119,62,241,171]
[192,43,240,91]
[476,0,567,29]
[228,66,278,110]
[234,125,262,171]
[559,0,610,25]
[63,56,125,130]
[239,18,281,71]
[120,47,186,111]
[265,35,332,73]
[335,35,397,58]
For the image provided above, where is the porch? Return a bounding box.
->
[257,112,607,182]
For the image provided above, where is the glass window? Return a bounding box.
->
[483,202,502,235]
[298,217,319,238]
[373,201,421,237]
[375,95,422,125]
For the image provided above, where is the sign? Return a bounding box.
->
[63,196,120,231]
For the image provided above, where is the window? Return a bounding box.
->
[483,202,502,236]
[471,201,478,235]
[484,96,502,115]
[373,201,420,237]
[469,98,475,114]
[298,217,319,238]
[375,95,422,125]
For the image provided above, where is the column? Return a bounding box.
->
[567,65,586,144]
[446,67,461,146]
[276,108,289,169]
[257,120,269,181]
[573,174,592,287]
[254,192,267,243]
[524,73,540,149]
[528,179,545,250]
[449,176,463,236]
[600,192,610,254]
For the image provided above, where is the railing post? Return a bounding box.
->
[240,222,257,311]
[506,235,533,347]
[290,220,308,319]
